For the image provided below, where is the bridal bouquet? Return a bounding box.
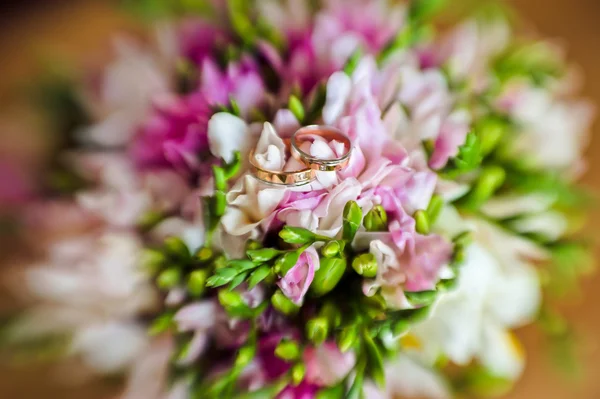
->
[5,0,594,398]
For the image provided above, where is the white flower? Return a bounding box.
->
[207,112,259,163]
[411,227,542,379]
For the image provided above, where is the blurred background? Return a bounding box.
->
[0,0,599,398]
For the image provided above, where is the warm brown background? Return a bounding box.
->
[0,0,599,398]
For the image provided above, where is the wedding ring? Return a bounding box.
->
[249,149,315,186]
[291,125,352,172]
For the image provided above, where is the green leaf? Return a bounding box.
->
[229,271,249,290]
[338,325,359,353]
[363,330,385,387]
[248,265,272,289]
[247,248,281,263]
[347,357,366,399]
[316,384,345,399]
[409,0,448,21]
[453,132,483,173]
[279,226,316,245]
[148,312,174,336]
[228,259,258,273]
[206,267,239,288]
[227,0,256,46]
[342,201,363,242]
[344,49,363,76]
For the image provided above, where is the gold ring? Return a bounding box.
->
[249,149,315,186]
[291,125,352,172]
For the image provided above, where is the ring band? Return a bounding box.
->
[291,125,352,172]
[249,149,315,186]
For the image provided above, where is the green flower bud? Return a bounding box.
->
[163,236,190,260]
[306,316,329,345]
[342,201,362,241]
[274,339,301,361]
[289,95,305,123]
[271,290,300,316]
[291,363,306,386]
[453,231,473,248]
[274,251,301,276]
[467,166,506,207]
[405,290,437,307]
[351,253,378,278]
[140,248,166,276]
[477,117,505,156]
[310,257,347,297]
[218,289,244,309]
[187,270,208,297]
[337,325,359,352]
[321,240,343,258]
[194,247,214,263]
[235,344,256,369]
[279,226,316,245]
[414,210,430,235]
[157,267,182,290]
[319,302,342,328]
[213,255,227,270]
[436,278,458,291]
[245,239,263,252]
[426,195,444,226]
[363,205,388,232]
[247,247,281,263]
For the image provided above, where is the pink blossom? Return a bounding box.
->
[132,57,265,174]
[277,246,320,305]
[179,20,230,65]
[304,341,356,386]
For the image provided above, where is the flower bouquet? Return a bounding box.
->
[4,0,595,398]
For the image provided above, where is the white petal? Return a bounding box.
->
[208,113,252,163]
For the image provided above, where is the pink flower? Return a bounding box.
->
[303,341,356,386]
[262,0,406,93]
[131,93,212,174]
[179,20,230,65]
[278,246,320,305]
[361,233,453,308]
[132,57,265,174]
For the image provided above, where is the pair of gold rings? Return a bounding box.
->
[249,125,352,186]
